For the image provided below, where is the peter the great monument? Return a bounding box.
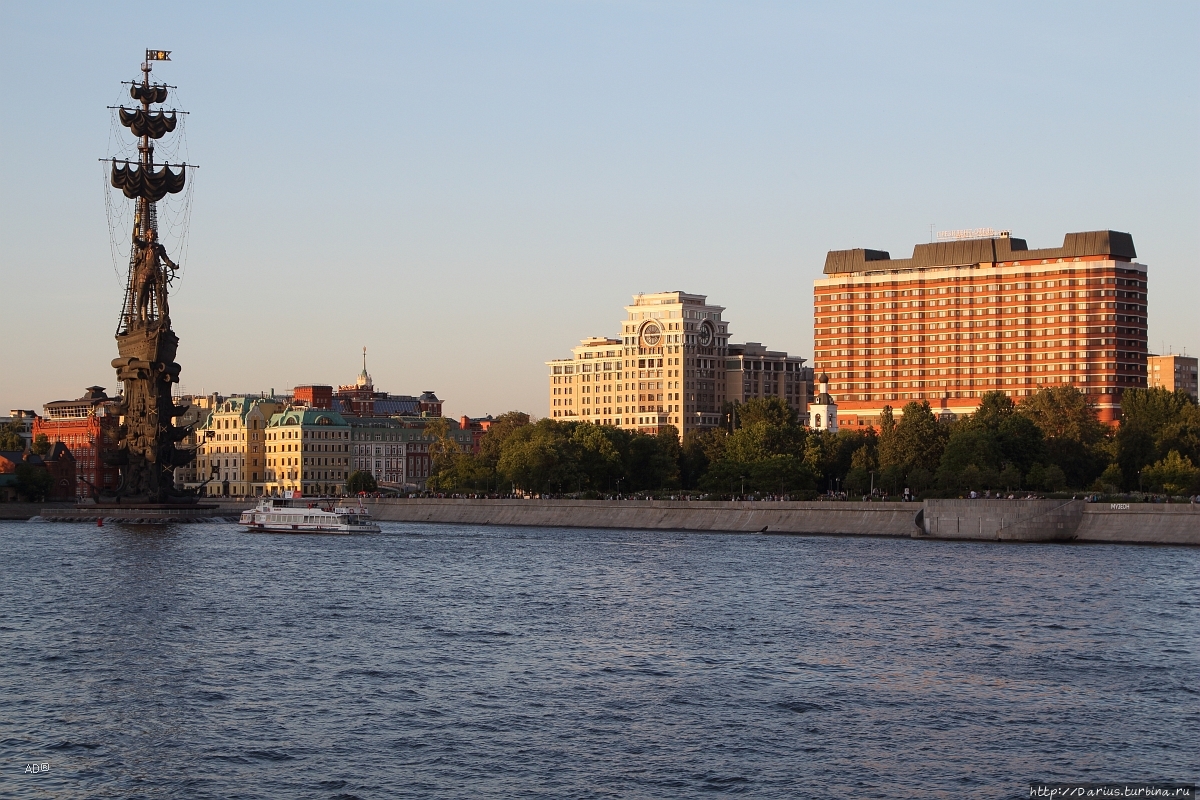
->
[46,50,218,523]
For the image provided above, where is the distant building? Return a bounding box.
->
[0,445,75,501]
[547,291,737,439]
[813,230,1146,426]
[263,407,351,497]
[194,396,284,497]
[329,350,443,417]
[1148,354,1198,400]
[171,393,221,489]
[459,415,495,454]
[348,415,472,490]
[294,385,333,410]
[41,443,76,500]
[725,342,811,424]
[32,386,121,497]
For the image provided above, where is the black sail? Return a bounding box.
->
[118,107,178,139]
[130,84,169,104]
[110,160,186,202]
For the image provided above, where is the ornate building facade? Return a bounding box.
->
[31,386,122,498]
[263,408,351,497]
[547,291,733,438]
[547,291,809,439]
[194,396,282,497]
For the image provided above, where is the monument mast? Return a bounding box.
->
[105,49,196,503]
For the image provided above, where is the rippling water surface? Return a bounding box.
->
[1,520,1197,798]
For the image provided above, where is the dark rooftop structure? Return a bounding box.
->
[823,230,1137,275]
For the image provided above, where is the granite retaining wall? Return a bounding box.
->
[363,497,1200,545]
[362,498,918,537]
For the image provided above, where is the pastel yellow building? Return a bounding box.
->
[195,396,282,497]
[263,408,352,497]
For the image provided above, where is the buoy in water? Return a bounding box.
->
[97,518,103,527]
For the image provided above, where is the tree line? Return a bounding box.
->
[420,386,1200,498]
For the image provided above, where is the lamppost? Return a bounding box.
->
[616,477,623,499]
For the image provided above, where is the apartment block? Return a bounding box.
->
[1148,354,1198,400]
[548,291,731,438]
[725,342,811,422]
[812,230,1146,425]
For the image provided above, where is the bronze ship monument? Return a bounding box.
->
[44,50,222,522]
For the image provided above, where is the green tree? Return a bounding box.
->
[936,426,1001,490]
[497,419,575,493]
[1000,463,1023,490]
[0,421,24,451]
[879,401,946,475]
[625,429,680,491]
[737,396,796,428]
[844,466,871,496]
[1142,451,1200,495]
[1093,463,1123,493]
[878,405,896,441]
[570,423,625,491]
[680,429,723,489]
[424,417,460,473]
[1117,389,1200,490]
[346,470,378,494]
[1018,386,1105,445]
[478,412,531,471]
[31,433,51,456]
[1017,386,1106,489]
[1040,464,1067,492]
[996,414,1045,474]
[850,444,876,472]
[15,464,54,501]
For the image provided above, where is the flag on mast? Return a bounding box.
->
[146,49,171,61]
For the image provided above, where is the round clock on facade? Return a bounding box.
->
[698,320,714,347]
[641,321,662,347]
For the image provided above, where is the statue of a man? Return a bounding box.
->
[131,228,179,323]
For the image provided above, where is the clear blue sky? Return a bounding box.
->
[2,2,1196,419]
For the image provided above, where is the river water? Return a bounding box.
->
[1,521,1196,798]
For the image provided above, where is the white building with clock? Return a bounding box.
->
[546,291,736,440]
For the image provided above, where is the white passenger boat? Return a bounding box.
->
[239,497,381,534]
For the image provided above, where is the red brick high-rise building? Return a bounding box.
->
[812,230,1146,426]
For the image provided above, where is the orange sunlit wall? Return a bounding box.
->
[812,247,1147,426]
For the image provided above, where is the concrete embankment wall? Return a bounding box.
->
[364,497,1200,545]
[921,499,1086,542]
[363,498,918,537]
[920,499,1200,545]
[1078,504,1200,545]
[10,497,1196,545]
